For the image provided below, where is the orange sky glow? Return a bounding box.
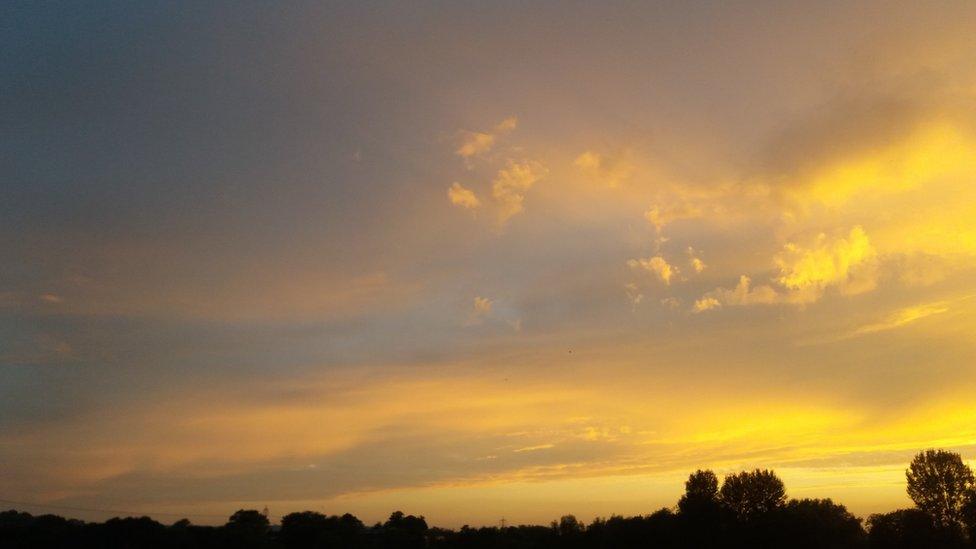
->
[2,1,976,527]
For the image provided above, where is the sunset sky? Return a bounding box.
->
[3,1,976,527]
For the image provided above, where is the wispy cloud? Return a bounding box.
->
[513,443,555,453]
[574,151,634,188]
[849,301,950,338]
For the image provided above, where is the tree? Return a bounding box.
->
[867,509,945,548]
[773,498,865,548]
[906,449,974,530]
[678,470,722,547]
[678,469,720,515]
[554,514,583,537]
[279,511,329,548]
[225,509,270,547]
[380,511,427,549]
[719,469,787,521]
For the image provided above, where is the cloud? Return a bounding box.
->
[456,116,518,159]
[624,283,643,310]
[627,255,676,285]
[644,203,702,232]
[850,301,950,337]
[495,116,518,132]
[694,275,780,313]
[473,296,492,313]
[660,296,682,310]
[694,227,881,312]
[693,297,721,313]
[492,160,548,224]
[456,132,495,158]
[465,295,522,330]
[447,182,481,209]
[687,247,706,274]
[775,225,877,300]
[574,151,634,187]
[468,296,492,324]
[513,443,555,453]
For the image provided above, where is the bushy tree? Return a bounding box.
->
[906,449,974,530]
[719,469,787,521]
[379,510,427,549]
[277,511,365,548]
[678,469,720,515]
[867,508,948,548]
[774,498,865,548]
[279,511,329,548]
[226,509,269,533]
[225,509,270,548]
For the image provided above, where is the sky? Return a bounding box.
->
[2,0,976,527]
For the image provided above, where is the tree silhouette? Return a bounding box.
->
[225,509,270,548]
[677,469,721,547]
[867,508,945,548]
[719,469,787,521]
[9,452,976,548]
[678,469,720,515]
[279,511,329,548]
[226,509,269,532]
[380,510,428,548]
[774,498,864,548]
[554,514,583,537]
[906,449,974,531]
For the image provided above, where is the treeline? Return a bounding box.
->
[3,449,976,548]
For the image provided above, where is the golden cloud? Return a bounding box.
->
[492,160,548,224]
[456,116,518,159]
[628,255,676,285]
[775,226,877,299]
[447,182,481,209]
[574,151,634,188]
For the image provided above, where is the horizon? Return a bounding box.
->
[3,0,976,533]
[0,456,963,528]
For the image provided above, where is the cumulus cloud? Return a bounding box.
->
[447,182,481,209]
[775,225,877,300]
[693,296,721,313]
[456,116,518,159]
[492,160,548,224]
[694,275,781,313]
[627,255,676,285]
[695,227,880,312]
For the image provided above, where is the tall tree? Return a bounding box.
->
[906,449,974,529]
